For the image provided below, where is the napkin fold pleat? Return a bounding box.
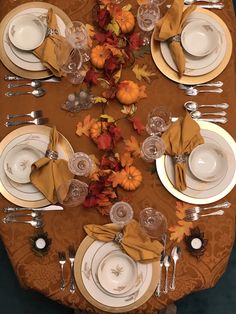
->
[162,112,204,191]
[30,127,73,204]
[84,220,163,263]
[153,0,196,77]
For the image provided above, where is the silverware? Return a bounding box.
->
[161,233,167,256]
[163,255,171,294]
[5,117,48,127]
[192,117,227,124]
[185,201,231,216]
[184,101,229,111]
[5,88,46,97]
[170,246,181,291]
[2,217,43,228]
[3,205,63,213]
[184,0,221,4]
[68,246,76,293]
[4,74,61,82]
[155,252,165,297]
[190,110,227,119]
[168,3,224,9]
[8,80,41,89]
[5,212,42,219]
[7,110,42,120]
[179,81,223,90]
[185,88,223,96]
[184,209,224,222]
[58,251,66,291]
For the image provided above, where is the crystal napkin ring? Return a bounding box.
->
[168,34,181,44]
[45,149,58,160]
[46,27,59,37]
[173,154,187,164]
[113,232,123,244]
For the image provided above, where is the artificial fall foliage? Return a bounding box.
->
[124,136,141,157]
[132,64,156,83]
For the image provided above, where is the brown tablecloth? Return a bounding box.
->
[0,0,236,313]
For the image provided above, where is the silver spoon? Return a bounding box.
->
[155,252,165,297]
[184,101,229,111]
[192,117,227,124]
[184,0,221,4]
[185,201,231,216]
[5,88,46,97]
[185,88,223,96]
[6,212,42,220]
[179,81,223,90]
[2,217,43,228]
[185,209,224,222]
[163,255,171,294]
[191,110,227,119]
[8,80,42,89]
[170,246,181,291]
[7,110,42,120]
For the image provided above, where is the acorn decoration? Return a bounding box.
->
[184,227,208,258]
[30,232,52,257]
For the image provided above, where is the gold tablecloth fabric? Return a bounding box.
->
[0,0,236,313]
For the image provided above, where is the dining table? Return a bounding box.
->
[0,0,236,313]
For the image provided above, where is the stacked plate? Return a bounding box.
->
[151,7,232,84]
[0,125,73,208]
[156,122,236,204]
[74,236,159,313]
[0,2,71,79]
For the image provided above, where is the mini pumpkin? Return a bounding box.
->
[90,121,108,142]
[90,45,110,69]
[116,80,139,105]
[120,166,142,191]
[115,11,135,34]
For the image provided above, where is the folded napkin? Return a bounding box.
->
[162,112,204,191]
[153,0,196,77]
[84,220,163,263]
[34,8,70,77]
[30,127,74,203]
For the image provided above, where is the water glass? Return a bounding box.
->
[56,179,88,207]
[146,106,172,136]
[139,208,167,240]
[109,201,134,226]
[141,135,165,162]
[68,152,93,177]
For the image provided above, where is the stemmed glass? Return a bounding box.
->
[141,135,165,162]
[146,106,172,136]
[109,201,134,226]
[65,21,90,62]
[56,179,88,207]
[137,3,161,45]
[68,152,94,177]
[139,208,167,240]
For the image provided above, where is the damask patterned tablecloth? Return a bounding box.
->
[0,0,236,313]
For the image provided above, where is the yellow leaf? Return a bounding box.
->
[122,4,132,11]
[132,64,156,83]
[85,24,95,48]
[138,85,147,100]
[100,114,115,122]
[76,115,96,137]
[176,201,193,220]
[120,152,134,167]
[93,96,107,104]
[169,221,193,243]
[121,104,137,116]
[113,67,122,83]
[124,136,141,157]
[106,19,120,36]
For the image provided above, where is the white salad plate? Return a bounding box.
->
[156,121,236,204]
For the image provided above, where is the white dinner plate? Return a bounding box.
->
[160,12,226,76]
[3,7,66,71]
[156,122,236,204]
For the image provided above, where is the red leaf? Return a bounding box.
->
[104,56,121,78]
[97,133,112,150]
[84,68,99,85]
[96,8,111,29]
[83,196,98,208]
[129,32,142,50]
[129,117,145,135]
[109,124,122,143]
[100,154,121,171]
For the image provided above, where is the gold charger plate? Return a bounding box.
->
[0,1,71,79]
[74,234,159,313]
[0,125,74,208]
[151,7,232,84]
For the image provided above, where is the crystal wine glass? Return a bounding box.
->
[56,179,88,207]
[139,208,167,240]
[137,3,161,45]
[141,135,165,162]
[68,152,94,177]
[146,106,172,136]
[110,201,134,226]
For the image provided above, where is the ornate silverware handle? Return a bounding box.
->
[204,103,229,109]
[5,120,34,127]
[4,74,25,81]
[155,266,163,297]
[194,117,227,124]
[60,264,65,290]
[69,262,76,293]
[201,210,224,217]
[199,3,224,9]
[196,81,223,88]
[203,201,231,211]
[3,205,63,212]
[170,263,177,291]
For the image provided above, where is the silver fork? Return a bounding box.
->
[5,212,42,220]
[5,117,48,127]
[7,110,42,120]
[68,246,76,293]
[185,210,224,222]
[58,251,66,291]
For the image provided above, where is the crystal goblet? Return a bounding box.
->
[68,152,94,177]
[56,179,88,207]
[146,106,172,136]
[139,208,167,240]
[141,135,165,162]
[110,201,134,226]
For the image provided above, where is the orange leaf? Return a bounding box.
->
[138,85,147,100]
[176,201,193,219]
[169,220,193,243]
[124,136,141,157]
[76,115,96,137]
[120,152,134,167]
[109,171,127,188]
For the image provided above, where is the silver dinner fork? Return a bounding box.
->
[68,246,76,293]
[58,251,66,291]
[6,110,42,120]
[5,117,48,127]
[185,209,224,222]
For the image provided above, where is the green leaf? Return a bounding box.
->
[133,45,151,58]
[106,19,120,36]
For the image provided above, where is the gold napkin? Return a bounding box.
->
[34,8,69,77]
[153,0,196,77]
[30,127,74,204]
[84,220,163,263]
[162,112,204,191]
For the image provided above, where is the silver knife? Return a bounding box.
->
[3,205,63,213]
[4,74,61,82]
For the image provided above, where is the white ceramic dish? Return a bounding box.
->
[8,14,46,50]
[3,144,44,184]
[181,20,219,57]
[97,251,137,295]
[160,12,226,76]
[188,143,227,182]
[3,8,66,71]
[156,122,236,204]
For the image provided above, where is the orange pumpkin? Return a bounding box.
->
[116,80,139,105]
[120,166,142,191]
[115,11,135,34]
[90,121,108,142]
[90,45,110,69]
